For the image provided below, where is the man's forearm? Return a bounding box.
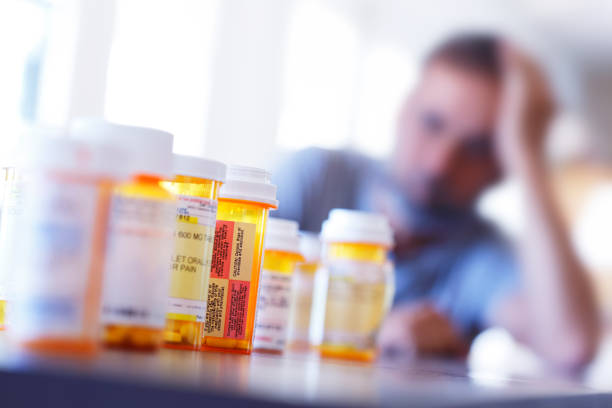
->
[516,149,600,368]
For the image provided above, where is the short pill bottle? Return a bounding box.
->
[316,209,394,362]
[286,232,321,351]
[11,131,122,355]
[202,165,277,354]
[72,120,176,351]
[161,154,226,350]
[253,218,302,354]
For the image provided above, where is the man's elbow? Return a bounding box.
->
[548,330,600,370]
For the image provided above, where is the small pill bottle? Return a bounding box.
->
[202,165,278,354]
[71,119,176,351]
[253,218,302,354]
[286,232,321,351]
[0,166,20,331]
[11,131,122,355]
[317,209,394,362]
[161,154,226,350]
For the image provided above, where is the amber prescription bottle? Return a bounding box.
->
[202,165,278,354]
[161,154,226,350]
[253,218,303,354]
[316,209,394,362]
[72,120,176,351]
[11,131,122,355]
[286,232,321,351]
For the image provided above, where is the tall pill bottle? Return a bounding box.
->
[253,218,302,354]
[286,232,321,351]
[11,132,121,355]
[0,166,20,331]
[161,154,226,350]
[71,120,176,351]
[202,165,277,354]
[317,209,394,362]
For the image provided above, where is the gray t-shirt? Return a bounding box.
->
[273,148,517,338]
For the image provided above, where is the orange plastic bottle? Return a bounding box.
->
[11,132,122,355]
[161,154,226,350]
[253,218,303,354]
[202,165,277,354]
[286,232,321,351]
[71,120,176,351]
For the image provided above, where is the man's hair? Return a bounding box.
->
[426,33,502,80]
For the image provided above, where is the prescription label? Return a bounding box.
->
[13,178,99,339]
[101,195,175,328]
[205,220,256,339]
[253,269,293,351]
[322,260,390,349]
[167,195,217,323]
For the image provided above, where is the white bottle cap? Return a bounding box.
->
[69,118,173,179]
[265,218,300,254]
[299,232,322,263]
[219,165,278,208]
[321,209,394,247]
[20,126,127,179]
[172,154,226,183]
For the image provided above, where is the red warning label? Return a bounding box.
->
[206,220,256,340]
[224,280,250,339]
[210,221,233,279]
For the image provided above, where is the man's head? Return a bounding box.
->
[393,33,503,214]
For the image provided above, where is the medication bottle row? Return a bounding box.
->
[263,210,396,361]
[0,121,277,356]
[0,120,395,362]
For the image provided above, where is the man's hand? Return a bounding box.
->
[490,42,600,369]
[377,303,468,358]
[496,43,556,174]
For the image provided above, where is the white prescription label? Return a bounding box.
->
[13,177,99,339]
[166,195,217,322]
[176,194,217,227]
[253,269,293,351]
[101,195,175,328]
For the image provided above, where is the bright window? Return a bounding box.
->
[104,0,220,155]
[277,1,359,150]
[0,0,47,164]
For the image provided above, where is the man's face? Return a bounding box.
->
[393,61,501,213]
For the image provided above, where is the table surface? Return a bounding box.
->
[1,332,611,408]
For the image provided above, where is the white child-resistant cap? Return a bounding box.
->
[219,165,278,208]
[321,209,394,247]
[69,118,174,179]
[172,154,226,183]
[20,126,127,179]
[299,232,322,263]
[265,218,300,254]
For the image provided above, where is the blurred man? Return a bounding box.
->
[274,34,599,368]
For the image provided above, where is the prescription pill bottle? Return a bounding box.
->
[71,119,176,351]
[161,154,226,350]
[0,166,20,331]
[317,209,394,362]
[202,165,278,354]
[253,218,302,354]
[11,131,122,355]
[286,232,321,351]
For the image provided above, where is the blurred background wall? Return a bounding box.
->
[2,0,612,302]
